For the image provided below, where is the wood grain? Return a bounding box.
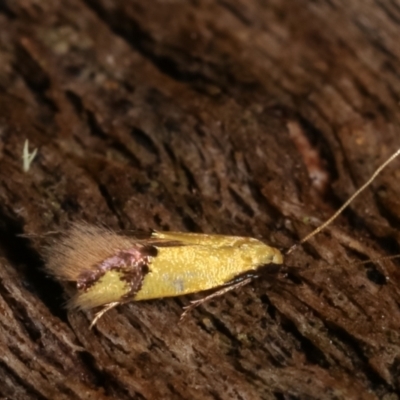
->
[1,1,400,398]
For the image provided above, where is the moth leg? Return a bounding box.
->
[180,277,253,321]
[89,302,120,329]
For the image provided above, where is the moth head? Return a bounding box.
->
[238,239,284,271]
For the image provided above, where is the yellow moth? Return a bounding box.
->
[45,148,400,327]
[46,225,283,327]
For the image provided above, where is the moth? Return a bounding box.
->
[45,148,400,327]
[46,224,284,327]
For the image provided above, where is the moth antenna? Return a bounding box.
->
[287,147,400,255]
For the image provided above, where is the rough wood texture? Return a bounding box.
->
[1,1,400,399]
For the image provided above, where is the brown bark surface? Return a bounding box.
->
[1,1,400,399]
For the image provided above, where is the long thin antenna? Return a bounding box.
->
[286,147,400,255]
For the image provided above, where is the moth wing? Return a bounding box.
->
[69,269,138,311]
[151,231,256,247]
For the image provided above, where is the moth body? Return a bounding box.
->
[46,223,283,319]
[136,231,283,300]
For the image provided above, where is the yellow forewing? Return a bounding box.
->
[152,231,265,246]
[134,232,283,301]
[71,270,131,310]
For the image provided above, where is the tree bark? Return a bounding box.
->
[1,1,400,399]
